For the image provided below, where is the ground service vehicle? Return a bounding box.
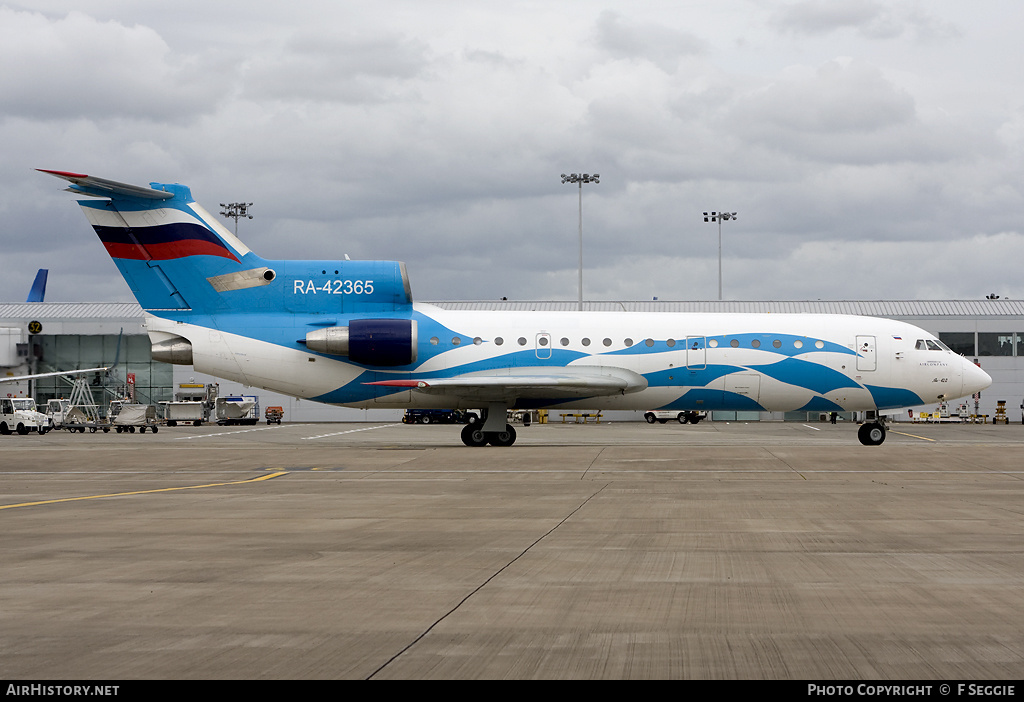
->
[265,406,284,424]
[1,398,48,435]
[402,408,476,424]
[644,410,706,424]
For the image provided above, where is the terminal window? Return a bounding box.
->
[939,332,975,356]
[977,332,1016,356]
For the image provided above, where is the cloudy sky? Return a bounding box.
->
[2,0,1022,304]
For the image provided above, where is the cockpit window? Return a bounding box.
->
[918,339,947,351]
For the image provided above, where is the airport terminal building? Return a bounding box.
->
[2,300,1022,423]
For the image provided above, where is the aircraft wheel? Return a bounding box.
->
[460,423,489,447]
[858,422,886,446]
[487,424,517,447]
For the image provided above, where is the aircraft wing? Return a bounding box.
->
[366,365,648,402]
[0,367,109,383]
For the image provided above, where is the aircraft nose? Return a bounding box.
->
[962,358,992,396]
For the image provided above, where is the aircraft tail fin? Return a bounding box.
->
[26,269,48,303]
[38,170,264,312]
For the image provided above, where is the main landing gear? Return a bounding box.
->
[857,420,887,446]
[460,402,517,447]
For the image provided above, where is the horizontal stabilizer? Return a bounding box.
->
[37,169,173,200]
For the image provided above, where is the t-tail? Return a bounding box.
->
[39,169,416,367]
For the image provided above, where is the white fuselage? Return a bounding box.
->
[146,305,990,414]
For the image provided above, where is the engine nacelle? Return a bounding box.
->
[305,318,417,366]
[151,337,194,365]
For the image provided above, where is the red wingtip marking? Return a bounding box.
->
[37,169,89,179]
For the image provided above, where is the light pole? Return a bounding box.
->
[703,211,737,301]
[561,173,599,311]
[220,202,253,235]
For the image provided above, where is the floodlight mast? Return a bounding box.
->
[561,173,600,311]
[219,202,253,235]
[703,211,737,301]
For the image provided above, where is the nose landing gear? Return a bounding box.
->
[858,420,887,446]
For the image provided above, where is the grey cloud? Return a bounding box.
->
[0,8,223,123]
[594,10,706,72]
[770,1,963,42]
[241,32,430,103]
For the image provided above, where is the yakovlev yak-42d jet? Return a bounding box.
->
[39,169,991,447]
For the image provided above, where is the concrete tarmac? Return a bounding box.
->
[1,419,1022,679]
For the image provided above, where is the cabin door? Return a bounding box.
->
[686,336,706,369]
[856,335,877,372]
[535,333,552,360]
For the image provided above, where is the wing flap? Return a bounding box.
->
[366,365,647,402]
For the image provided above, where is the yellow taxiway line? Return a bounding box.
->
[0,471,288,511]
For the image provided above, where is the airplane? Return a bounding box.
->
[37,168,991,447]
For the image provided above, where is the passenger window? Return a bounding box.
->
[773,340,781,348]
[517,337,527,346]
[495,337,504,346]
[624,338,634,347]
[751,339,761,348]
[666,339,676,347]
[645,338,655,347]
[430,337,439,345]
[603,338,612,347]
[730,339,739,348]
[582,338,591,346]
[560,337,569,346]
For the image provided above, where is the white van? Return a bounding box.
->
[643,410,707,425]
[1,397,48,435]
